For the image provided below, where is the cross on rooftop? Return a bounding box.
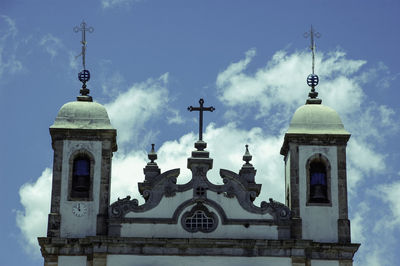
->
[74,21,94,70]
[304,25,320,75]
[188,98,215,141]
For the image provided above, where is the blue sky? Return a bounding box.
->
[1,1,399,265]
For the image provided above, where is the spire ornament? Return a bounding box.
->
[74,21,94,102]
[242,144,253,166]
[143,144,161,181]
[239,144,256,185]
[304,25,322,104]
[148,144,158,164]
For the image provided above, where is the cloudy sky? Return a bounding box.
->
[1,1,399,265]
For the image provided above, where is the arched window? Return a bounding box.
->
[71,155,91,198]
[309,160,329,203]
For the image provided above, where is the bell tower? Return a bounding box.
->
[47,98,117,238]
[280,26,351,243]
[280,100,351,243]
[46,21,117,238]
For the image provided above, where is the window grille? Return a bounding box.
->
[185,210,214,231]
[181,203,218,233]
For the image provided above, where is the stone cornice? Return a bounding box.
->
[38,236,360,260]
[280,133,350,156]
[49,128,117,152]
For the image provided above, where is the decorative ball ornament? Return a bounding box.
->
[307,74,319,88]
[78,69,91,83]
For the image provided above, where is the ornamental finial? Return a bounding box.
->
[74,20,94,102]
[148,144,157,164]
[242,144,253,166]
[304,25,322,104]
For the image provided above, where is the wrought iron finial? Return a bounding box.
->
[304,25,322,102]
[188,98,215,141]
[148,144,157,163]
[242,144,253,166]
[74,21,94,101]
[74,21,94,71]
[304,25,320,75]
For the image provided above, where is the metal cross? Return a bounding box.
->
[304,25,321,74]
[188,98,215,141]
[74,21,94,70]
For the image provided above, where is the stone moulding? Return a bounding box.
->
[280,134,350,156]
[109,197,289,227]
[38,236,360,260]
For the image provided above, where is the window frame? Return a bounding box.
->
[68,149,95,201]
[306,153,332,207]
[181,203,218,233]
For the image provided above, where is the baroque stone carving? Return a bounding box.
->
[109,142,291,232]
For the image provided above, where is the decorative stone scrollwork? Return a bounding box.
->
[108,145,290,227]
[110,196,139,218]
[248,191,257,202]
[164,185,176,197]
[266,198,291,220]
[142,190,151,201]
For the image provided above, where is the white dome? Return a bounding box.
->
[287,104,350,135]
[51,101,114,130]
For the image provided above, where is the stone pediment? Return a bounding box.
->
[108,141,291,239]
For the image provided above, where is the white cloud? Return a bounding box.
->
[167,109,184,125]
[375,181,400,230]
[68,51,79,71]
[110,150,147,203]
[101,0,143,9]
[101,71,125,95]
[0,15,22,79]
[378,105,396,127]
[351,202,368,244]
[105,73,171,146]
[15,168,51,255]
[351,185,399,266]
[39,34,63,59]
[216,48,367,120]
[346,139,385,193]
[1,15,17,36]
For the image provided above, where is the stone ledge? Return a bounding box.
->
[38,236,360,260]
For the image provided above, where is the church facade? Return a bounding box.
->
[38,79,360,265]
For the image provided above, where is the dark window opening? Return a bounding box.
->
[71,156,90,198]
[309,161,329,203]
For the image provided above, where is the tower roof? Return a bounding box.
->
[287,104,350,135]
[51,101,114,130]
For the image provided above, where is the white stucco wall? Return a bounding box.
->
[311,260,339,266]
[60,140,102,238]
[125,190,193,218]
[58,256,86,266]
[299,145,338,242]
[107,255,291,266]
[207,191,273,220]
[121,203,278,239]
